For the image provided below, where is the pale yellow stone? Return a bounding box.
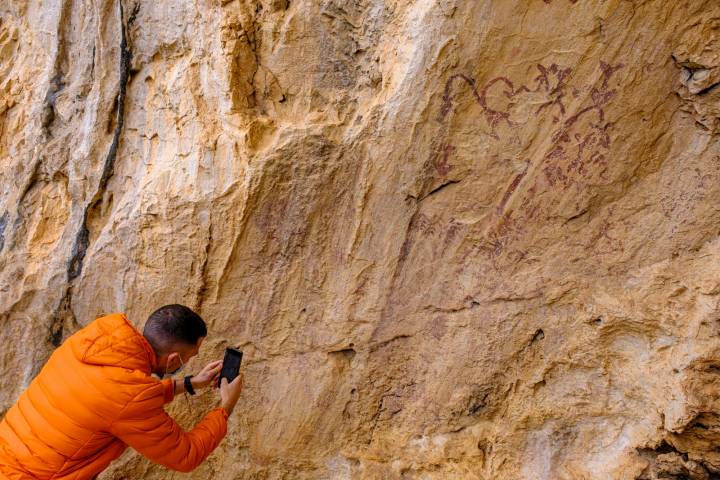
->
[2,0,720,478]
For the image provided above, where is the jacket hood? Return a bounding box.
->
[68,312,159,374]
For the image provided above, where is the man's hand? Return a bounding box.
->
[220,374,244,415]
[190,360,223,390]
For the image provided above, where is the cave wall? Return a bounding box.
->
[2,0,720,478]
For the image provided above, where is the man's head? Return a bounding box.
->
[143,304,207,377]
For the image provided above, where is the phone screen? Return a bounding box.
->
[217,348,243,387]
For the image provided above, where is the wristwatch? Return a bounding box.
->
[184,375,196,395]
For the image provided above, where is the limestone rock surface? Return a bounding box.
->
[2,1,720,478]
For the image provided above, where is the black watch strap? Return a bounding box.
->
[184,375,196,395]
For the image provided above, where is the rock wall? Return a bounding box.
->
[2,0,720,478]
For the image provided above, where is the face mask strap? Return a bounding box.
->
[162,353,186,378]
[159,354,194,413]
[175,356,194,412]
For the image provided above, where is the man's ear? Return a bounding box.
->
[166,351,179,367]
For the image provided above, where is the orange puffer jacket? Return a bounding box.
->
[0,312,229,479]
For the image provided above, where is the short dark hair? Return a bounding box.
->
[143,304,207,354]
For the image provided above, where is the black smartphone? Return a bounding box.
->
[217,347,243,388]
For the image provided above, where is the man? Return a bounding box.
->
[0,304,244,479]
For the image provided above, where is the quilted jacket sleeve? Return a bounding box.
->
[160,378,176,404]
[108,384,229,473]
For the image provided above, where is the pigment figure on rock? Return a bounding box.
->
[0,304,244,479]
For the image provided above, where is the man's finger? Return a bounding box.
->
[202,361,220,371]
[201,362,222,374]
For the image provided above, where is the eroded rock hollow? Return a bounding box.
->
[2,0,720,478]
